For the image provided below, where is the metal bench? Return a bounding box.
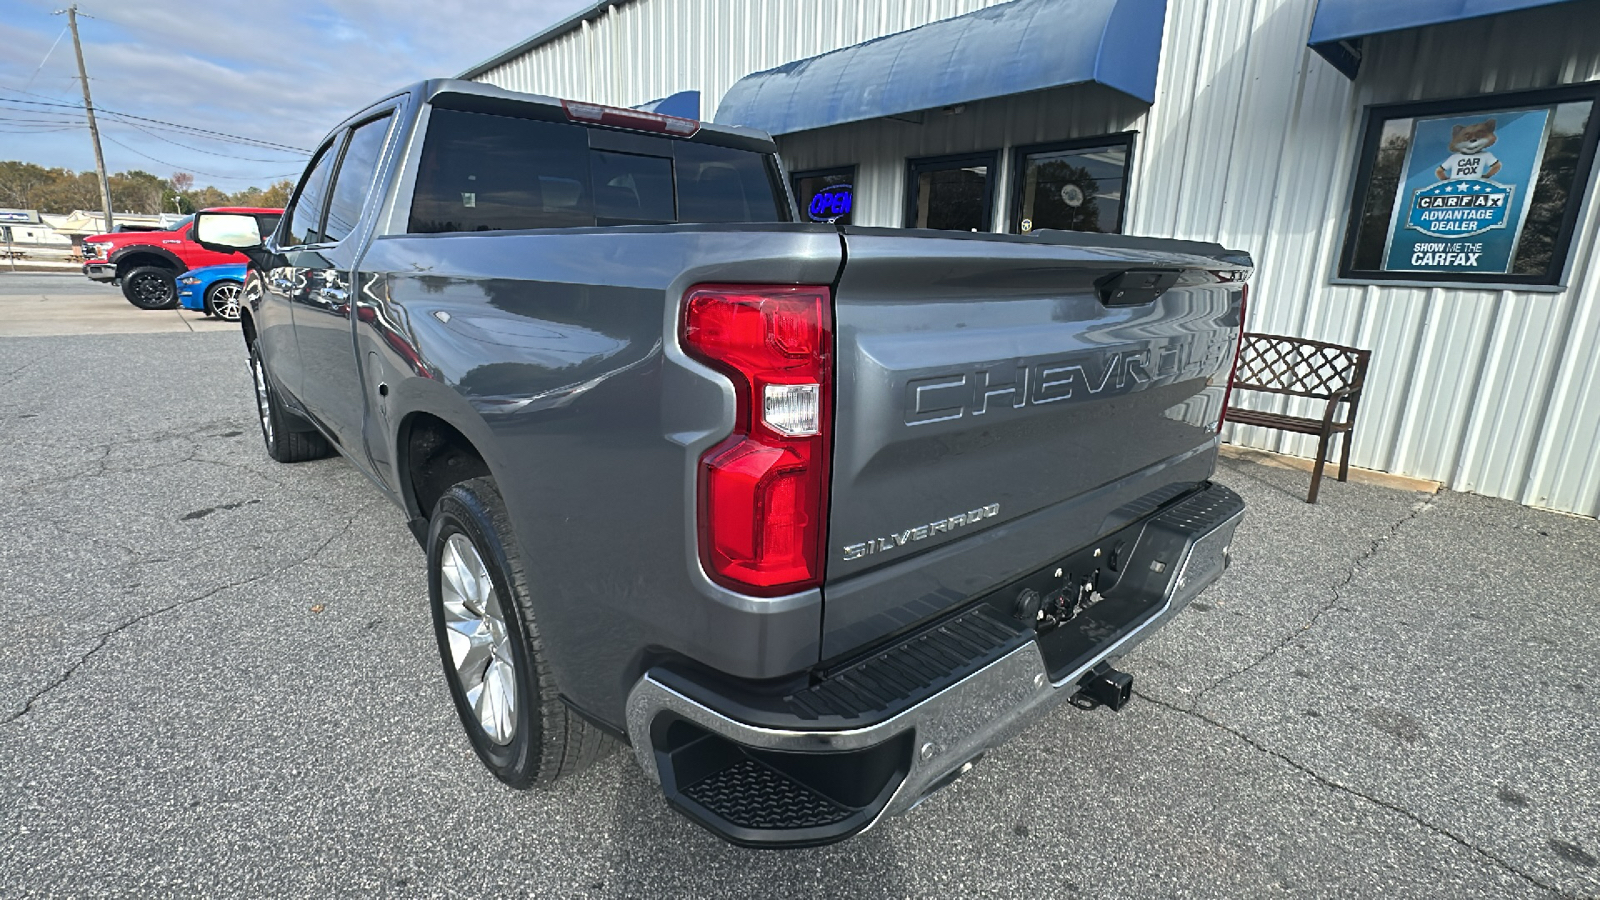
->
[1224,333,1371,503]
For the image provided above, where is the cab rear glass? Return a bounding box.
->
[408,107,787,234]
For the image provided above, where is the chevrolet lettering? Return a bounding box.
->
[904,336,1235,427]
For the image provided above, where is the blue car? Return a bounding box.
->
[177,263,247,321]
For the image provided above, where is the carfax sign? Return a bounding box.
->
[1383,107,1551,274]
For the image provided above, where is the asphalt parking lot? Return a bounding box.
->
[0,271,233,338]
[2,271,1598,898]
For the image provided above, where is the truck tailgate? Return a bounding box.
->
[822,227,1249,658]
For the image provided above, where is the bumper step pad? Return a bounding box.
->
[683,758,852,831]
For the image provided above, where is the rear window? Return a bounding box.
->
[408,108,784,234]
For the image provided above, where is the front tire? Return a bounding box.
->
[121,266,178,310]
[248,337,330,463]
[205,281,243,322]
[427,477,615,787]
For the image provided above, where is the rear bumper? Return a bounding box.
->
[82,263,115,282]
[626,482,1245,847]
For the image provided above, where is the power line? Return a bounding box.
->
[100,132,302,182]
[0,94,312,155]
[119,119,305,163]
[23,27,69,92]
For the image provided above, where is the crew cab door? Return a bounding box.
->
[288,111,396,456]
[258,138,342,399]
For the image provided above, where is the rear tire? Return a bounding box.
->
[121,266,178,310]
[427,477,616,787]
[204,281,243,322]
[248,337,330,463]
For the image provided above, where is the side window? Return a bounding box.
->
[254,213,282,238]
[905,152,998,232]
[1010,136,1132,234]
[323,114,394,243]
[409,108,594,233]
[285,138,342,246]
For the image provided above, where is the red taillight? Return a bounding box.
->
[561,99,700,136]
[682,285,832,596]
[1218,283,1248,434]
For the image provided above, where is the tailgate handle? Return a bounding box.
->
[1095,269,1181,307]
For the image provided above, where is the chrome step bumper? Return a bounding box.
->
[625,482,1245,847]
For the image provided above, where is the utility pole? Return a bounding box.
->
[61,5,113,234]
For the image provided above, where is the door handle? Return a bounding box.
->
[317,286,350,314]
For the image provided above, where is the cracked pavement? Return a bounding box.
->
[2,321,1598,896]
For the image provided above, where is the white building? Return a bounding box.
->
[0,209,71,247]
[464,0,1600,518]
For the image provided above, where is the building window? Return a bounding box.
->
[905,152,998,231]
[792,166,856,224]
[1339,83,1600,285]
[1010,134,1134,234]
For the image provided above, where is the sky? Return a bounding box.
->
[0,0,590,191]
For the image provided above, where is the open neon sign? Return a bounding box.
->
[806,184,853,222]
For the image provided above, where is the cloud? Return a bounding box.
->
[0,0,590,190]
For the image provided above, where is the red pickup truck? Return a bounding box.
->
[81,207,282,309]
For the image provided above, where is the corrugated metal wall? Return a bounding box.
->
[475,0,1600,518]
[476,0,1015,113]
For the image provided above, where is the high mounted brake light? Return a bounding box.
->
[561,99,700,137]
[682,285,833,596]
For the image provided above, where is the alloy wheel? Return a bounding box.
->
[130,272,172,305]
[438,533,518,745]
[210,283,243,321]
[252,353,274,446]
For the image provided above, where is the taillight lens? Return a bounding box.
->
[682,285,832,596]
[1217,283,1248,434]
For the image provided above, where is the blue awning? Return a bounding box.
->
[633,90,701,120]
[714,0,1167,136]
[1310,0,1583,77]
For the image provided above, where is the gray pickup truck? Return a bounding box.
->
[193,79,1250,848]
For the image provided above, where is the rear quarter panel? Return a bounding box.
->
[354,225,843,725]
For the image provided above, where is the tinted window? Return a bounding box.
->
[253,213,282,238]
[323,114,393,243]
[286,140,341,245]
[674,141,782,224]
[410,109,593,233]
[592,150,675,224]
[408,107,784,233]
[906,153,996,231]
[793,167,854,224]
[1013,139,1130,234]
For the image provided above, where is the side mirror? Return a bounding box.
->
[193,211,263,253]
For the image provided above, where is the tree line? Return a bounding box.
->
[0,160,293,216]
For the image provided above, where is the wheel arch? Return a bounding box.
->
[397,410,493,525]
[239,306,258,345]
[110,246,184,276]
